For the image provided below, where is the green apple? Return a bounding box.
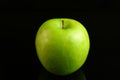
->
[35,18,90,76]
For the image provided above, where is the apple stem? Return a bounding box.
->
[62,20,64,29]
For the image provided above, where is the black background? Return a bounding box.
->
[0,0,120,80]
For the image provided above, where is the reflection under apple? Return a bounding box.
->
[37,67,86,80]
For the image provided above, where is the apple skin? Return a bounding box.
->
[35,18,90,76]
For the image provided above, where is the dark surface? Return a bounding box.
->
[1,0,120,80]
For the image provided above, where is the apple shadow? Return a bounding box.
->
[37,67,86,80]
